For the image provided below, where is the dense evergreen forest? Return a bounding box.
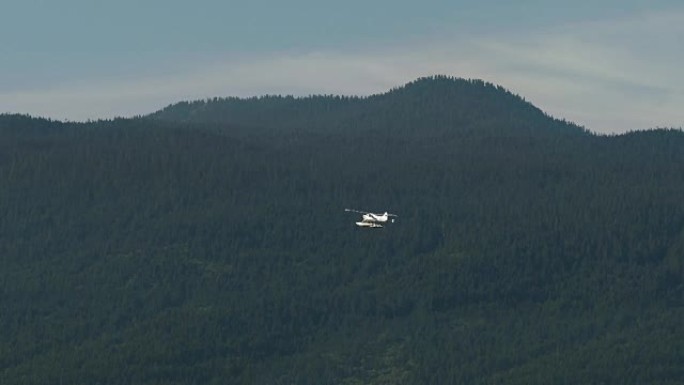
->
[1,76,683,384]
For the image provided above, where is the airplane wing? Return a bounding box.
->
[345,208,370,215]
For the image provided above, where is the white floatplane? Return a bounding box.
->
[345,208,398,228]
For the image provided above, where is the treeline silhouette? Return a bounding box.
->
[1,76,682,384]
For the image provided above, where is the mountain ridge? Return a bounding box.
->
[149,75,588,137]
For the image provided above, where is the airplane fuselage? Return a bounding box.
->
[362,212,389,223]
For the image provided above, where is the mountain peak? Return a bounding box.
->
[150,76,586,136]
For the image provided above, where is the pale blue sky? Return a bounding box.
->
[1,0,682,133]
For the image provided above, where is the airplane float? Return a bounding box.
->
[345,208,398,228]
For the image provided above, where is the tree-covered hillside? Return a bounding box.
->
[151,76,585,137]
[1,76,683,384]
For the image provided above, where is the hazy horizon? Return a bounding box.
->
[2,0,683,133]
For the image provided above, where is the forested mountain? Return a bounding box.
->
[1,76,683,384]
[151,76,585,137]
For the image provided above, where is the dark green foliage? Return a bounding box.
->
[1,77,683,384]
[151,76,587,138]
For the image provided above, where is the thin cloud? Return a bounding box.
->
[1,8,681,132]
[457,8,684,132]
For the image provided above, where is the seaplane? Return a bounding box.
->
[345,208,398,228]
